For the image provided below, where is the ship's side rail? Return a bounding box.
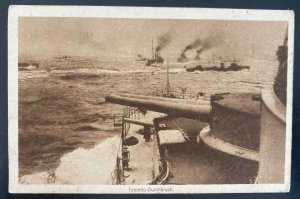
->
[109,106,147,184]
[113,106,141,127]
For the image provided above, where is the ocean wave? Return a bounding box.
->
[20,136,121,184]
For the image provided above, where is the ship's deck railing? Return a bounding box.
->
[113,106,140,126]
[109,106,142,184]
[122,106,140,136]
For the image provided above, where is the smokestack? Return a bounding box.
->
[195,48,204,60]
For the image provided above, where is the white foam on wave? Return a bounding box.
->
[50,68,154,75]
[20,136,121,185]
[55,136,121,184]
[19,71,49,80]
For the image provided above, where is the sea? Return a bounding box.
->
[18,55,278,184]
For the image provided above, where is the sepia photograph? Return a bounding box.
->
[8,6,293,193]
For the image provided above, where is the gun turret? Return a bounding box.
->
[105,94,211,122]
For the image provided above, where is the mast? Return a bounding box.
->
[165,63,171,97]
[151,36,154,60]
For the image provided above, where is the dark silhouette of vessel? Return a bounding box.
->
[186,62,250,72]
[54,55,73,60]
[145,53,164,66]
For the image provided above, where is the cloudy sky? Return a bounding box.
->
[19,17,287,59]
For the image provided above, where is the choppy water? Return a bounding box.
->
[18,55,279,184]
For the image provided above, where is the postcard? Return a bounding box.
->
[8,5,294,193]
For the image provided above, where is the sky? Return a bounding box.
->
[19,17,288,60]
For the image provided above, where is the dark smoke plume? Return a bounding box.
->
[180,38,202,59]
[184,39,202,52]
[155,33,172,53]
[194,39,215,59]
[180,36,221,60]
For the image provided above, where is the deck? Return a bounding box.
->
[123,111,164,184]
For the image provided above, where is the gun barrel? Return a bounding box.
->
[117,93,210,105]
[105,94,211,122]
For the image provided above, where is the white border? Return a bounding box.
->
[8,5,294,194]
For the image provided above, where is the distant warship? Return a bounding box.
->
[145,37,164,66]
[186,62,250,72]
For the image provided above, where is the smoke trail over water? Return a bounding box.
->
[180,36,222,60]
[180,38,202,59]
[155,32,172,53]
